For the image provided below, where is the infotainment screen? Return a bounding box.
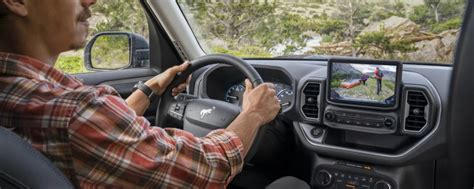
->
[328,59,401,108]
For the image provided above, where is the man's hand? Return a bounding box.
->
[145,62,191,96]
[226,79,281,157]
[241,79,281,126]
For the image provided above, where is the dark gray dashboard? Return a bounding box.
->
[192,59,449,167]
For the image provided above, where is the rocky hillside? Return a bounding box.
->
[314,16,459,63]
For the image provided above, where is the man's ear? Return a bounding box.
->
[1,0,27,17]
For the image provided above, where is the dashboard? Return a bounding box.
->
[225,82,293,107]
[190,58,448,189]
[199,66,297,113]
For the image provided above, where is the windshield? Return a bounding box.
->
[178,0,466,64]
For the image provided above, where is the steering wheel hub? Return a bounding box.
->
[182,99,241,137]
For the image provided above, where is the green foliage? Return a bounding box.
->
[309,4,320,9]
[410,5,434,29]
[315,19,346,41]
[321,35,333,43]
[331,72,350,89]
[431,18,462,33]
[354,31,416,59]
[410,2,464,30]
[178,0,465,63]
[91,35,130,69]
[438,2,465,21]
[371,2,405,22]
[211,46,271,58]
[55,55,87,74]
[91,0,148,38]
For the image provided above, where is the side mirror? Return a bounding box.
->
[84,32,149,71]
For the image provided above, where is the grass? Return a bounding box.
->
[334,77,395,102]
[55,55,90,74]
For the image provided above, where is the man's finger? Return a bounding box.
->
[169,61,190,74]
[265,83,275,89]
[175,83,187,92]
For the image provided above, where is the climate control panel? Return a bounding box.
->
[312,162,395,189]
[323,105,398,134]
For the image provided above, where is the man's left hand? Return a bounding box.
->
[145,62,191,96]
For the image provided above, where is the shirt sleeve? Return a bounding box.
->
[67,86,244,188]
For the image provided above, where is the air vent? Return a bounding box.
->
[404,91,428,132]
[302,82,320,119]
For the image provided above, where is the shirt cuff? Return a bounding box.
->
[205,129,244,181]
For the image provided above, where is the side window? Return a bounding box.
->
[56,0,149,74]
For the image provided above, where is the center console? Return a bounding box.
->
[295,58,441,189]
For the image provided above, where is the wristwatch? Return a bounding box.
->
[133,81,158,101]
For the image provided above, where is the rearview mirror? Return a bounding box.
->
[84,32,149,71]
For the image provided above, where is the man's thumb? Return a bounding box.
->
[244,79,253,93]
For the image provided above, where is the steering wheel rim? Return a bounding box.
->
[156,54,265,163]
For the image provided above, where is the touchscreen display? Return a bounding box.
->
[329,62,398,107]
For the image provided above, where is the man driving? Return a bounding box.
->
[0,0,281,188]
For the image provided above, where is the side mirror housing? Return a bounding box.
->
[84,32,149,71]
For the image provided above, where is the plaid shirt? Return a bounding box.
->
[0,52,244,188]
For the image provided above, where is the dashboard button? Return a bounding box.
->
[374,180,392,189]
[325,111,336,121]
[315,170,333,187]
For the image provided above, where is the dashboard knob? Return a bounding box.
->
[383,118,395,127]
[374,180,392,189]
[315,170,332,187]
[325,111,336,121]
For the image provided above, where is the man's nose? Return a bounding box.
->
[81,0,97,8]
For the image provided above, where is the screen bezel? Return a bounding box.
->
[326,58,403,110]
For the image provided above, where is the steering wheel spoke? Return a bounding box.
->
[168,101,187,122]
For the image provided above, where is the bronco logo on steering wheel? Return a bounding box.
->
[200,106,216,119]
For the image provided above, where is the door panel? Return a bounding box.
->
[75,68,160,124]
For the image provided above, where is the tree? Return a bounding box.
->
[333,0,371,56]
[183,1,319,55]
[91,0,149,38]
[354,30,416,59]
[424,0,441,23]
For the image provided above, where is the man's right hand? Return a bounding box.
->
[241,79,281,126]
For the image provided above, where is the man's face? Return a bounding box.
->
[26,0,96,53]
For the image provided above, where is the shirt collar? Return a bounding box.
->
[0,52,83,89]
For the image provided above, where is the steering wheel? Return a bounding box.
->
[155,54,266,163]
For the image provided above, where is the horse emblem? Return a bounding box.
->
[200,106,216,119]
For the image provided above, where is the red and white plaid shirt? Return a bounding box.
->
[0,52,244,188]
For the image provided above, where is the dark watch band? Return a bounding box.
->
[133,81,157,101]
